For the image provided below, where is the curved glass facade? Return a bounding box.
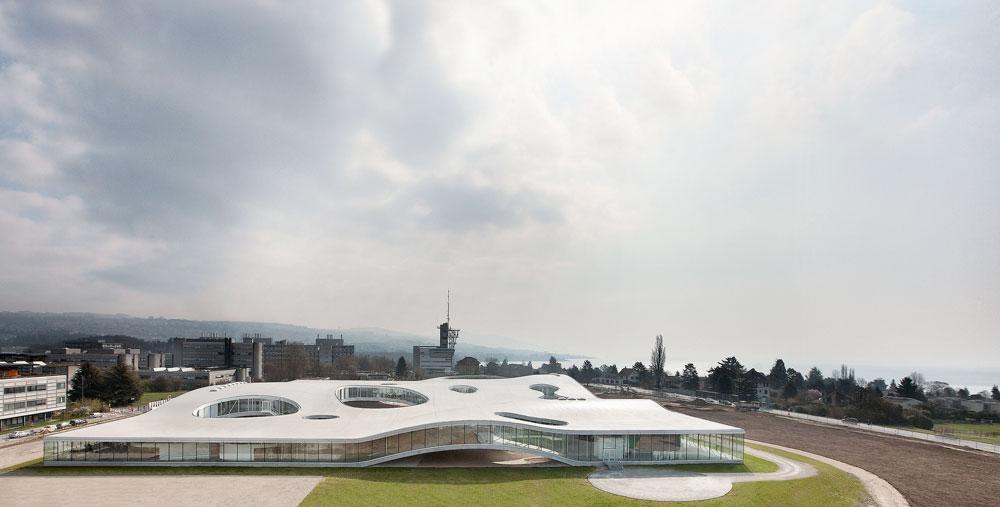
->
[336,386,429,407]
[193,397,299,418]
[44,424,743,465]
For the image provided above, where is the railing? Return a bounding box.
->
[762,409,1000,455]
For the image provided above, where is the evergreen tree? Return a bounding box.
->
[394,356,407,378]
[782,381,798,399]
[897,376,926,401]
[680,363,700,391]
[992,385,1000,401]
[768,359,788,390]
[740,368,765,401]
[806,367,824,390]
[632,362,649,386]
[707,357,745,396]
[581,360,595,383]
[787,368,805,390]
[958,387,970,399]
[68,362,101,402]
[102,363,143,407]
[568,364,580,380]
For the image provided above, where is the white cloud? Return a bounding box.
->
[0,0,997,369]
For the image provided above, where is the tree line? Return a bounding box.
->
[69,362,143,407]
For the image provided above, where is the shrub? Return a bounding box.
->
[908,413,934,430]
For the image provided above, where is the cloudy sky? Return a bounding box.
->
[1,1,998,370]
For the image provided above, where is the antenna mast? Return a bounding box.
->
[445,289,459,349]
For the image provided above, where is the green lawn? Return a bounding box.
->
[300,444,868,506]
[932,421,1000,445]
[137,391,188,406]
[889,421,1000,445]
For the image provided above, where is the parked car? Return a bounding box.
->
[8,430,32,439]
[56,422,72,429]
[89,412,104,418]
[842,417,859,425]
[70,419,87,426]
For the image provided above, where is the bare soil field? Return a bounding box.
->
[655,397,1000,506]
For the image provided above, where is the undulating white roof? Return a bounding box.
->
[49,374,741,442]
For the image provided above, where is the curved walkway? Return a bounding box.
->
[754,441,908,507]
[588,446,814,502]
[588,441,908,505]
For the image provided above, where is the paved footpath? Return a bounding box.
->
[0,435,321,507]
[0,438,41,469]
[0,475,323,507]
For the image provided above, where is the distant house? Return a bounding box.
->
[618,368,640,385]
[754,383,770,406]
[594,372,622,385]
[884,396,924,409]
[960,399,1000,414]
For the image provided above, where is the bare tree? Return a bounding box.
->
[650,334,666,389]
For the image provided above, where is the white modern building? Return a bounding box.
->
[43,374,744,466]
[1,366,68,431]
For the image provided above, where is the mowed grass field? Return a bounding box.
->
[299,443,868,507]
[891,421,1000,445]
[933,422,1000,445]
[137,391,188,406]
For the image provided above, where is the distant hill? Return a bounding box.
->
[0,311,573,363]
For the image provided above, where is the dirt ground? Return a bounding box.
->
[658,398,1000,506]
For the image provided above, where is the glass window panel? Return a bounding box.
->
[187,442,204,462]
[253,443,267,461]
[358,440,372,461]
[411,429,425,450]
[425,427,438,448]
[398,432,412,452]
[332,443,345,463]
[477,425,491,444]
[371,438,386,459]
[183,442,197,461]
[386,434,398,455]
[238,443,252,462]
[43,441,55,461]
[170,442,184,461]
[345,442,358,462]
[219,442,236,461]
[451,425,464,445]
[552,433,565,456]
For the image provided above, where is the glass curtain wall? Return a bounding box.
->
[44,429,743,464]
